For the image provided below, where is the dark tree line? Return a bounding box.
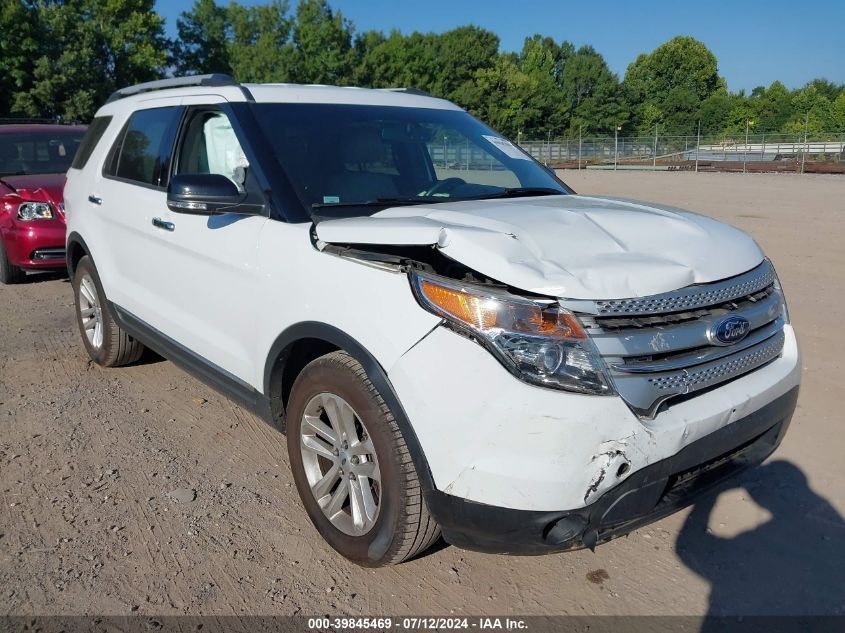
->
[2,0,844,138]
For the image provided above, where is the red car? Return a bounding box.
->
[0,124,86,283]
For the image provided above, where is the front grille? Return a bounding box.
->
[645,331,785,392]
[563,260,787,419]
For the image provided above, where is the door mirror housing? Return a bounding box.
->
[167,173,246,215]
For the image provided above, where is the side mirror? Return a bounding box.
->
[167,173,244,215]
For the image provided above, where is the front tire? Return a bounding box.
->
[287,351,440,566]
[72,256,144,367]
[0,239,24,284]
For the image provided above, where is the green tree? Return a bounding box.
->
[432,26,499,103]
[354,30,440,91]
[12,0,168,121]
[172,0,230,76]
[227,0,294,82]
[4,0,843,136]
[784,84,835,134]
[806,78,842,102]
[518,35,573,135]
[832,92,845,130]
[723,91,757,137]
[350,28,386,85]
[752,81,792,132]
[289,0,354,84]
[465,54,541,138]
[560,45,627,135]
[697,89,732,134]
[0,0,40,117]
[623,36,719,133]
[520,35,574,86]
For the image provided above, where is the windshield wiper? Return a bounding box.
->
[467,187,566,200]
[311,196,442,210]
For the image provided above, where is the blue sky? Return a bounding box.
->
[156,0,845,92]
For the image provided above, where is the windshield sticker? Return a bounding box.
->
[482,135,530,160]
[323,195,340,204]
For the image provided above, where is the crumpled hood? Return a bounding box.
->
[315,195,764,300]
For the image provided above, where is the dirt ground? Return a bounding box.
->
[1,171,844,617]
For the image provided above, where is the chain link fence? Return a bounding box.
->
[516,131,845,173]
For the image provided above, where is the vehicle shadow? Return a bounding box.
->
[134,346,166,366]
[676,460,845,620]
[21,269,68,283]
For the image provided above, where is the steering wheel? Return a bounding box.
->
[421,177,466,197]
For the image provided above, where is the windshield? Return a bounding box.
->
[250,103,568,219]
[0,130,85,177]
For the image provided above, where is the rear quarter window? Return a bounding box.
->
[71,117,112,169]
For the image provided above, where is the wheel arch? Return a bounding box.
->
[66,231,93,278]
[263,321,436,494]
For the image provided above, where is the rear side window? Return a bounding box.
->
[70,116,112,169]
[106,107,182,188]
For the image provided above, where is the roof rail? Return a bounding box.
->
[382,87,433,97]
[105,74,253,104]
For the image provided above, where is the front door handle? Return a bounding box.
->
[88,195,102,205]
[152,217,175,232]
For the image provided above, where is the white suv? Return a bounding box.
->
[64,75,800,566]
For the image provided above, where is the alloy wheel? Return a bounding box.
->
[300,392,381,536]
[78,274,104,349]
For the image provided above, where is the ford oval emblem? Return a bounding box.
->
[710,316,751,346]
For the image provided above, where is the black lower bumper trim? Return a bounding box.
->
[424,386,799,555]
[31,247,66,261]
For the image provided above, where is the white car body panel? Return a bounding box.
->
[251,222,441,390]
[315,195,765,299]
[139,212,268,381]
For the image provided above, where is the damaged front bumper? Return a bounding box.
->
[388,319,800,554]
[425,386,798,554]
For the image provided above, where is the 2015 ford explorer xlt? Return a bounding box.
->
[63,75,800,567]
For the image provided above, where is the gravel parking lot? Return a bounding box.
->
[1,171,843,617]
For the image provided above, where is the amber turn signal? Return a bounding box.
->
[418,278,586,340]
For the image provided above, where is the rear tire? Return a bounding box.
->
[0,239,24,284]
[287,351,441,566]
[72,256,144,367]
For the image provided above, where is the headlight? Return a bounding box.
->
[410,272,614,395]
[769,259,790,324]
[17,202,54,221]
[773,276,790,324]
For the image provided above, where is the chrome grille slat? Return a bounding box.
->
[611,317,783,374]
[647,333,784,392]
[590,288,783,359]
[563,260,776,317]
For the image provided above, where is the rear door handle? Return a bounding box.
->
[152,217,175,232]
[88,195,102,205]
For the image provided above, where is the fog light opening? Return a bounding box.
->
[543,515,587,546]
